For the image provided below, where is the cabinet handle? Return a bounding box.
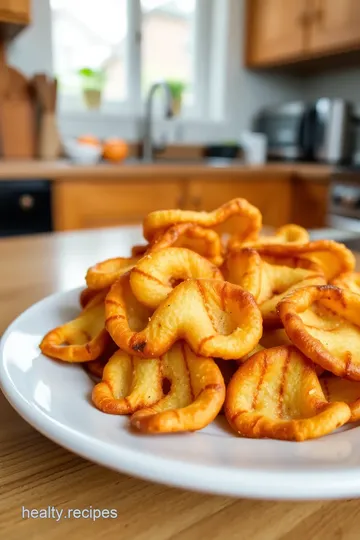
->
[18,194,34,210]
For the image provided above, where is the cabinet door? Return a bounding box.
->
[0,0,30,24]
[246,0,309,66]
[292,179,328,228]
[309,0,360,55]
[53,179,185,231]
[187,177,292,228]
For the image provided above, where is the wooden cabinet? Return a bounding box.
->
[309,0,360,55]
[246,0,308,66]
[53,178,185,231]
[0,0,30,24]
[291,178,328,228]
[246,0,360,67]
[186,176,292,228]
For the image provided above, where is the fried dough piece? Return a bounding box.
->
[237,328,291,364]
[320,375,360,422]
[332,272,360,295]
[255,240,355,281]
[228,223,309,251]
[130,342,225,433]
[79,287,101,309]
[40,291,109,362]
[92,350,162,414]
[105,276,262,359]
[86,256,140,290]
[223,248,325,326]
[130,247,223,309]
[278,285,360,380]
[131,244,148,257]
[143,198,262,244]
[83,339,118,379]
[133,224,224,266]
[225,345,351,441]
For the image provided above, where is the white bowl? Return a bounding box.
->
[63,139,102,165]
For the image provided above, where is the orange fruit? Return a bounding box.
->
[77,135,101,147]
[103,139,129,162]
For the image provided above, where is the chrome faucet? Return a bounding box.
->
[142,81,173,162]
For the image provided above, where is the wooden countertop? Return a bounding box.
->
[1,226,356,540]
[0,159,332,180]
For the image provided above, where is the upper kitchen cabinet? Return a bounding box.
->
[0,0,31,40]
[246,0,360,68]
[246,0,309,66]
[308,0,360,56]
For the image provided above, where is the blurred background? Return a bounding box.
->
[2,0,360,245]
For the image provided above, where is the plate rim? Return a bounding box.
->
[2,287,360,501]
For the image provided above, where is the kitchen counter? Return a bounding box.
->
[0,159,332,180]
[0,225,359,540]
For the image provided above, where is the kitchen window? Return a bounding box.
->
[50,0,211,119]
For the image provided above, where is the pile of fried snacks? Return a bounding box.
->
[40,198,360,441]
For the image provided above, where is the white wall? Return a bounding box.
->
[303,66,360,104]
[7,0,53,76]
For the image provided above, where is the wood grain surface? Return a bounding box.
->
[1,226,360,540]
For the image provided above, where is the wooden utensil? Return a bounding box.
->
[32,73,61,159]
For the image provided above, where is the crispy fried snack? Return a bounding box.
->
[130,247,223,309]
[321,375,360,422]
[40,291,109,362]
[228,223,309,251]
[85,358,108,379]
[223,248,325,326]
[225,345,351,441]
[132,224,224,266]
[237,328,291,364]
[130,342,225,433]
[79,287,100,309]
[85,256,140,290]
[332,272,360,295]
[143,198,262,244]
[92,350,162,414]
[278,285,360,380]
[131,244,148,257]
[105,275,262,359]
[255,240,355,281]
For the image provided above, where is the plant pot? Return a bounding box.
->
[172,96,182,116]
[83,89,102,110]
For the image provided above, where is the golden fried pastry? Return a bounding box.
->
[131,244,148,257]
[92,350,162,414]
[105,275,262,359]
[228,223,309,251]
[130,342,225,433]
[130,247,223,309]
[84,358,108,379]
[225,345,351,441]
[332,272,360,295]
[40,291,109,362]
[79,287,101,309]
[320,375,360,422]
[223,248,325,326]
[143,198,262,244]
[237,328,291,364]
[255,240,355,281]
[86,256,140,290]
[278,285,360,380]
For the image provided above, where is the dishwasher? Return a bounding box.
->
[0,180,53,237]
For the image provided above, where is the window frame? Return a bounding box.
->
[53,0,213,120]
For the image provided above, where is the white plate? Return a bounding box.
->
[2,287,360,501]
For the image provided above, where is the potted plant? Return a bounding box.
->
[166,79,186,116]
[78,68,105,110]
